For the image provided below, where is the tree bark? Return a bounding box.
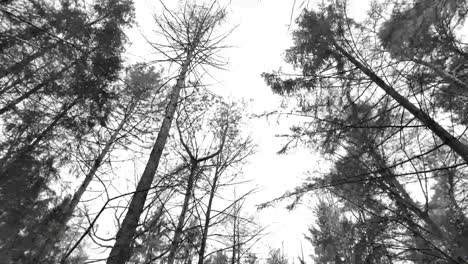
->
[333,43,468,164]
[106,55,191,264]
[231,200,237,264]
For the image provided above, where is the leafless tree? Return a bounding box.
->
[106,2,229,264]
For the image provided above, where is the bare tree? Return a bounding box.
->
[195,101,255,264]
[106,2,228,264]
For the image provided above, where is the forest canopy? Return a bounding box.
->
[1,0,468,264]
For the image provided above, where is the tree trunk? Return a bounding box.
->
[231,201,237,264]
[106,55,191,264]
[333,43,468,164]
[167,161,198,264]
[197,167,221,264]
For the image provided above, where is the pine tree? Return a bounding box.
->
[0,0,134,261]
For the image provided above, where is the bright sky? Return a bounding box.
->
[121,0,369,263]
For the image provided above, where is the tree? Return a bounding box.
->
[191,98,255,264]
[106,3,228,263]
[262,1,468,163]
[271,97,468,261]
[224,195,263,264]
[0,0,134,261]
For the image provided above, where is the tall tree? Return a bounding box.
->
[10,65,164,263]
[0,0,134,261]
[166,122,226,264]
[262,0,468,163]
[262,2,468,260]
[106,3,228,263]
[224,196,262,264]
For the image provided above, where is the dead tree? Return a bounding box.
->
[106,2,228,264]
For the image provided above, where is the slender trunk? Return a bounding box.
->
[68,102,134,220]
[197,168,221,264]
[231,231,236,264]
[231,202,237,264]
[31,107,131,262]
[236,217,240,264]
[106,55,191,264]
[333,43,468,164]
[167,161,198,264]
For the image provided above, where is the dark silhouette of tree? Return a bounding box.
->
[0,0,134,262]
[262,1,468,261]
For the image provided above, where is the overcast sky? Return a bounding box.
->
[122,0,369,262]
